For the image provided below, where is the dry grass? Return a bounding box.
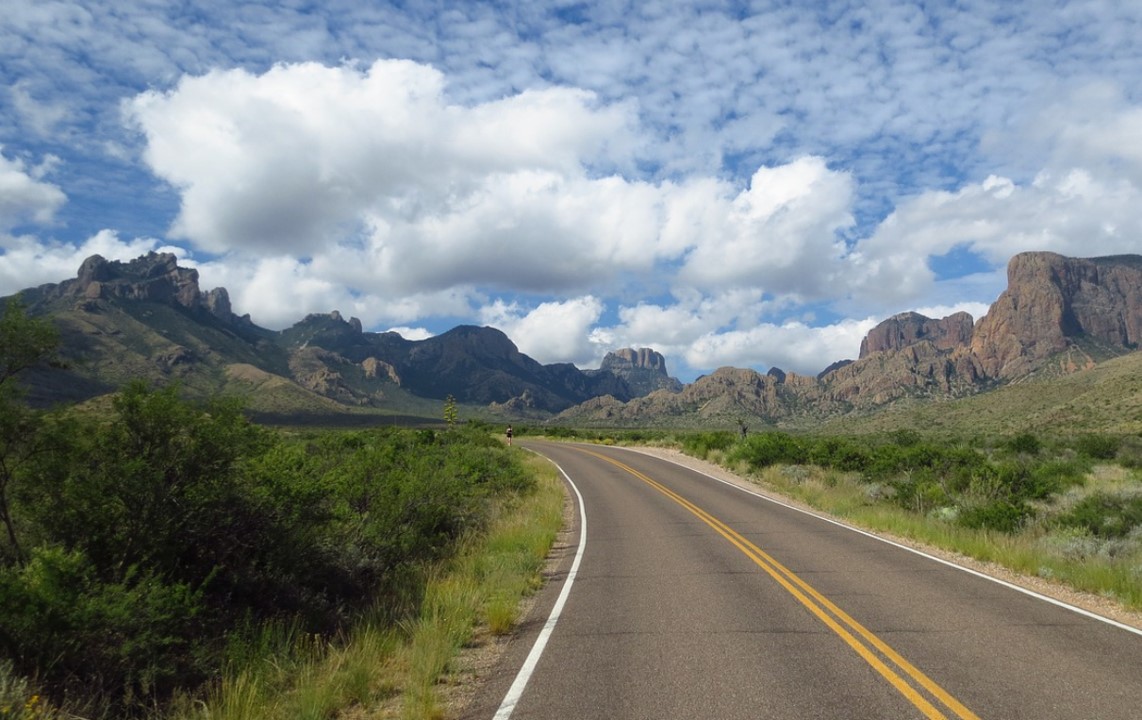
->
[172,452,564,720]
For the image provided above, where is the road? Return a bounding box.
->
[463,441,1142,719]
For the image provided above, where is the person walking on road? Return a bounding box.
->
[506,425,513,446]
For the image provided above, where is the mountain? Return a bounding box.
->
[10,250,1141,426]
[969,252,1142,378]
[556,251,1142,427]
[10,252,682,417]
[588,348,683,396]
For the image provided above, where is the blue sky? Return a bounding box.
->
[2,1,1141,382]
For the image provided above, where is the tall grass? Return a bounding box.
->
[173,451,564,720]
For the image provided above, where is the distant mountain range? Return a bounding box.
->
[557,251,1142,427]
[9,250,1142,427]
[12,252,678,419]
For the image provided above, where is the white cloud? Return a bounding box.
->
[675,157,855,297]
[385,326,433,341]
[683,318,878,377]
[479,296,604,365]
[912,302,991,323]
[10,81,70,138]
[0,148,66,231]
[191,254,478,330]
[127,60,637,256]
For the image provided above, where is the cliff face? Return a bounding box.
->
[592,347,683,396]
[60,253,250,326]
[970,253,1142,378]
[859,311,975,358]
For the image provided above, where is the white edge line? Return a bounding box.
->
[618,446,1142,638]
[493,455,588,719]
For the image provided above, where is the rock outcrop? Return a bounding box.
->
[48,252,254,328]
[859,311,974,358]
[970,252,1142,379]
[592,347,683,396]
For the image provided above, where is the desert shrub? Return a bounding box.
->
[981,460,1060,502]
[1056,492,1142,539]
[862,441,987,485]
[806,436,871,472]
[1073,433,1121,460]
[1115,436,1142,468]
[0,546,203,703]
[1028,459,1087,492]
[1,384,533,716]
[888,428,923,447]
[1004,432,1042,455]
[728,431,808,469]
[681,431,737,459]
[958,500,1034,533]
[889,468,953,514]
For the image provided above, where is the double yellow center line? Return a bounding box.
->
[584,449,980,720]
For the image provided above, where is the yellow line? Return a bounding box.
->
[582,449,980,720]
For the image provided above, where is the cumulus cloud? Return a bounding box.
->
[127,60,637,255]
[479,296,604,365]
[674,157,854,297]
[0,148,66,231]
[125,59,870,345]
[683,318,878,377]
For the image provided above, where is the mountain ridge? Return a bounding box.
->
[9,250,1142,425]
[556,251,1142,426]
[11,252,682,416]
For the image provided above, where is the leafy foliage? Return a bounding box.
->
[1057,492,1142,539]
[680,431,736,459]
[717,429,1125,533]
[0,299,61,566]
[0,379,533,716]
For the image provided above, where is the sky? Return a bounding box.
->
[2,1,1141,382]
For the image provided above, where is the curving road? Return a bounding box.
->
[463,441,1142,719]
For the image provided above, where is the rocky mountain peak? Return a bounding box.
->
[859,311,975,358]
[67,252,199,309]
[596,347,682,396]
[970,252,1142,378]
[600,347,669,373]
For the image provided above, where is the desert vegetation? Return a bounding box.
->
[0,300,555,718]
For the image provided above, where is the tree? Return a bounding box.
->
[0,297,59,386]
[0,298,60,564]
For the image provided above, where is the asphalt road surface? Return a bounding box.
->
[463,441,1142,719]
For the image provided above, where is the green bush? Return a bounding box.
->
[0,547,203,703]
[1004,432,1042,455]
[1074,433,1121,460]
[0,384,533,716]
[728,432,808,469]
[806,437,871,472]
[1057,492,1142,539]
[681,431,737,459]
[958,500,1034,533]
